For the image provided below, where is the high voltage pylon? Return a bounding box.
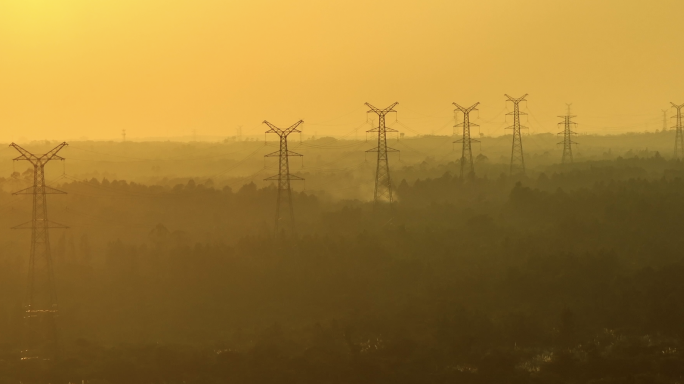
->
[671,103,684,159]
[453,102,480,178]
[662,109,668,132]
[365,102,399,207]
[11,142,68,362]
[263,120,303,234]
[505,94,528,176]
[557,104,578,164]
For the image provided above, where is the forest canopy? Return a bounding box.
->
[0,135,683,383]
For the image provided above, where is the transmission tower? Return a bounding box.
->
[11,142,68,362]
[121,129,126,142]
[672,103,684,159]
[505,94,528,175]
[557,106,578,164]
[365,102,399,206]
[453,102,480,178]
[662,109,668,132]
[263,120,303,234]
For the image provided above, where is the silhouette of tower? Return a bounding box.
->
[505,94,528,175]
[365,102,399,206]
[263,120,303,234]
[121,129,126,142]
[557,105,578,164]
[11,142,68,362]
[452,109,460,137]
[662,109,668,132]
[453,102,480,178]
[672,103,684,159]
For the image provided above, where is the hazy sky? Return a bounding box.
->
[1,0,683,141]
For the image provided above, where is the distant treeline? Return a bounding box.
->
[1,155,684,382]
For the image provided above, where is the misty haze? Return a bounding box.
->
[2,1,684,383]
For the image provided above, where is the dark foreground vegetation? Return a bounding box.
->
[2,153,684,382]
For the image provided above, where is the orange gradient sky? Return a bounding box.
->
[1,0,683,141]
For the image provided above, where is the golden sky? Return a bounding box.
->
[0,0,683,141]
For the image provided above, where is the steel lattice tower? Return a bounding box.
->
[453,102,480,178]
[365,102,399,206]
[557,105,578,164]
[662,109,668,132]
[671,103,684,159]
[11,142,68,362]
[505,94,528,175]
[263,120,303,234]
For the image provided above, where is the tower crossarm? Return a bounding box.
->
[40,142,68,163]
[265,150,302,157]
[454,122,480,128]
[367,126,398,133]
[366,146,399,153]
[12,186,66,195]
[10,142,68,165]
[10,143,39,164]
[505,94,528,103]
[453,102,480,114]
[365,102,399,116]
[263,120,303,137]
